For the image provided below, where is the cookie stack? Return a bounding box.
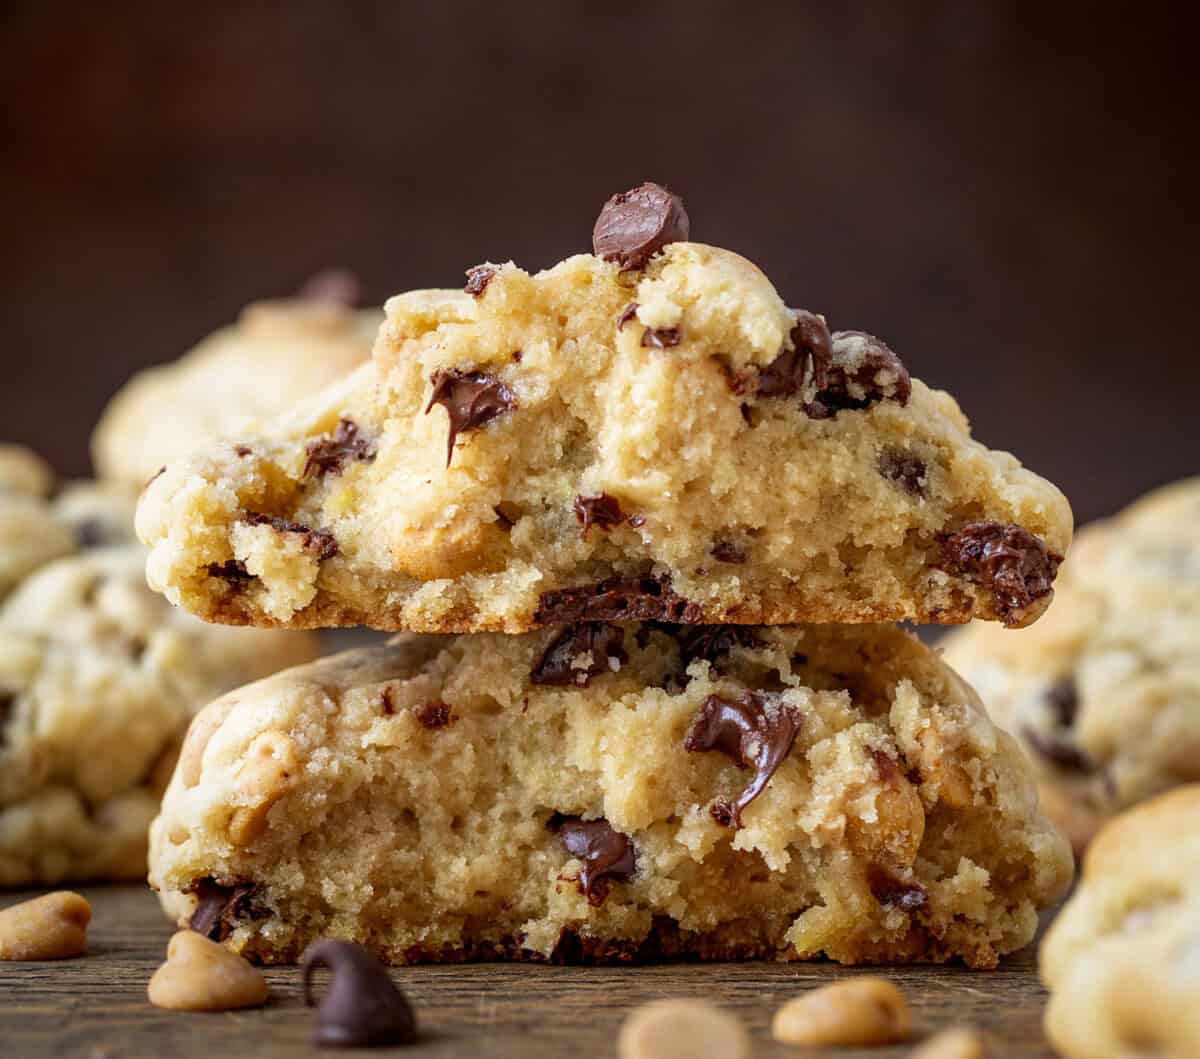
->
[143,184,1075,968]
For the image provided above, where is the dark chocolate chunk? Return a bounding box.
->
[414,701,452,729]
[244,512,338,560]
[424,369,516,467]
[303,418,377,478]
[641,327,681,349]
[805,330,911,418]
[379,688,396,715]
[234,444,252,458]
[573,493,635,538]
[670,625,762,672]
[1044,676,1079,727]
[756,311,834,398]
[939,522,1061,626]
[298,268,362,307]
[464,264,496,297]
[186,877,264,942]
[0,692,13,748]
[531,622,628,687]
[535,574,702,625]
[592,183,690,270]
[302,939,418,1048]
[617,303,639,330]
[1022,726,1095,772]
[711,539,747,564]
[206,559,253,583]
[866,866,928,912]
[552,817,637,905]
[684,692,801,827]
[878,447,927,496]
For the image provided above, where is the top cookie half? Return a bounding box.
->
[137,185,1071,633]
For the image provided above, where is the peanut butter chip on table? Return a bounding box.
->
[0,891,90,960]
[618,999,750,1059]
[911,1027,987,1059]
[147,930,268,1011]
[772,977,912,1046]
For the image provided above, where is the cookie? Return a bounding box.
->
[149,621,1071,967]
[1040,785,1200,1059]
[0,547,318,885]
[0,446,78,599]
[136,186,1071,635]
[51,479,140,549]
[0,442,56,498]
[92,280,380,487]
[941,477,1200,851]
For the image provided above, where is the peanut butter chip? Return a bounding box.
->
[911,1027,987,1059]
[772,977,912,1046]
[0,891,90,960]
[618,999,750,1059]
[148,930,268,1011]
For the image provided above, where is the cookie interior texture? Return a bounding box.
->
[150,622,1072,968]
[92,298,380,487]
[136,240,1071,635]
[1040,785,1200,1059]
[941,477,1200,852]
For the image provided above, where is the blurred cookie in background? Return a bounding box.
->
[941,478,1200,852]
[0,445,78,598]
[91,270,381,488]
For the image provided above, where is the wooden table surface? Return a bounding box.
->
[0,885,1056,1058]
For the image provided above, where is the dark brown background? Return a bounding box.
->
[2,2,1196,523]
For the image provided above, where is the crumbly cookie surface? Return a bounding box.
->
[0,548,317,885]
[1040,785,1200,1059]
[941,478,1200,851]
[92,295,379,487]
[137,215,1071,634]
[0,446,83,599]
[150,622,1071,967]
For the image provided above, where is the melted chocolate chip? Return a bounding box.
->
[303,418,377,479]
[939,522,1061,626]
[535,575,702,625]
[805,330,911,418]
[1045,676,1079,727]
[303,939,418,1047]
[573,493,637,538]
[298,268,361,306]
[641,327,680,349]
[669,624,762,672]
[186,877,264,942]
[878,447,927,496]
[414,701,452,729]
[866,866,928,912]
[464,265,496,297]
[592,182,690,269]
[552,817,637,905]
[684,693,802,827]
[756,311,834,398]
[206,559,253,583]
[531,623,627,687]
[711,539,747,564]
[1023,726,1095,772]
[425,369,516,467]
[244,513,338,560]
[617,303,639,330]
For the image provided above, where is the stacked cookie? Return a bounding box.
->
[142,185,1075,967]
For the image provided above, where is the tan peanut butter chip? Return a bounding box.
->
[618,999,750,1059]
[0,891,90,960]
[911,1027,987,1059]
[148,930,268,1011]
[772,977,912,1046]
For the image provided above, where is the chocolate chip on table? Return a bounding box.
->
[641,326,681,349]
[574,493,641,538]
[206,559,254,583]
[298,268,362,307]
[464,264,496,297]
[756,311,834,398]
[878,447,927,496]
[617,303,639,330]
[804,330,912,418]
[148,930,268,1011]
[532,622,628,686]
[592,182,691,269]
[535,574,703,625]
[866,865,928,912]
[684,692,802,827]
[413,701,452,728]
[187,877,264,942]
[552,816,637,905]
[424,368,517,467]
[244,512,338,560]
[938,521,1061,626]
[303,939,418,1048]
[303,418,377,478]
[0,891,90,960]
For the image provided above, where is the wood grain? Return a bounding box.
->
[0,885,1056,1058]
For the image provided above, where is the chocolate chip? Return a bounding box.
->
[574,493,639,538]
[617,303,639,330]
[302,939,418,1048]
[206,559,253,583]
[684,693,802,827]
[668,624,762,673]
[73,518,110,549]
[552,817,637,906]
[380,688,396,715]
[234,444,252,457]
[424,369,516,467]
[1022,726,1095,772]
[244,513,338,560]
[866,866,928,912]
[939,522,1061,626]
[303,418,377,479]
[511,349,523,363]
[592,182,690,269]
[711,539,747,564]
[531,623,628,687]
[805,330,911,418]
[186,877,264,942]
[1045,676,1079,727]
[878,447,927,496]
[535,574,702,625]
[414,701,452,729]
[464,264,496,297]
[0,692,13,749]
[756,311,834,398]
[641,327,680,349]
[298,268,362,306]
